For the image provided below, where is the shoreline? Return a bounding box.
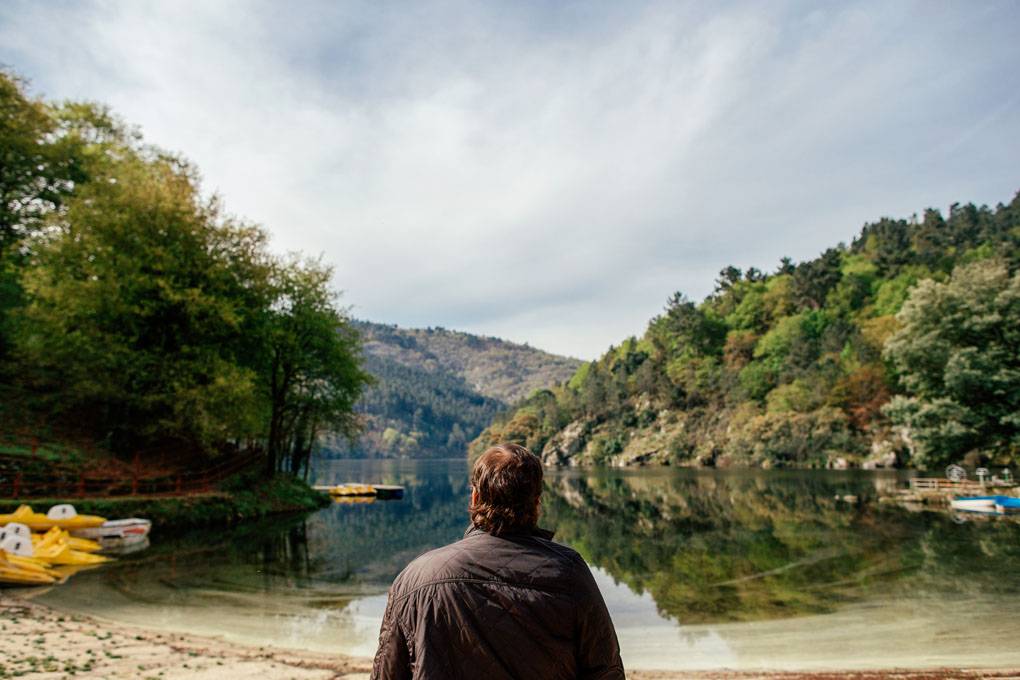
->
[3,594,1019,680]
[0,473,331,531]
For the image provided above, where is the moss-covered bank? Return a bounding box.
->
[0,473,330,530]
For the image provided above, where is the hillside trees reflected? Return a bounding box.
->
[540,471,1020,623]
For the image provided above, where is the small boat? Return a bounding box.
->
[0,504,106,531]
[70,518,151,548]
[950,496,999,513]
[0,552,56,586]
[19,529,109,566]
[995,497,1020,514]
[951,495,1020,515]
[0,535,61,577]
[31,527,102,553]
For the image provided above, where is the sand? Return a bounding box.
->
[2,594,1017,680]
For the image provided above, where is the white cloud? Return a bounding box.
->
[2,0,1018,359]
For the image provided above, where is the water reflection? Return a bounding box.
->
[542,468,1020,624]
[31,461,1020,669]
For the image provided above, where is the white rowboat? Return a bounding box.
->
[70,518,151,547]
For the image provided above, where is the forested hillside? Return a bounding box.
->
[0,68,368,477]
[472,194,1020,470]
[324,321,581,458]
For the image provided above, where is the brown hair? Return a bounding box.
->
[470,443,543,535]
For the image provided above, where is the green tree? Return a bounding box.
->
[650,292,726,359]
[262,259,370,476]
[12,154,271,453]
[791,248,843,309]
[0,71,90,359]
[883,259,1020,467]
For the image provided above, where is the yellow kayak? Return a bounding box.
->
[0,553,56,585]
[5,553,59,576]
[25,543,107,566]
[0,505,106,531]
[2,527,109,567]
[32,527,102,553]
[31,539,109,567]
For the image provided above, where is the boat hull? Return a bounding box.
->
[70,518,151,547]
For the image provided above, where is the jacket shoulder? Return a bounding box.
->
[389,532,588,600]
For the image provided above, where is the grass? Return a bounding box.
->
[0,440,85,464]
[0,473,330,529]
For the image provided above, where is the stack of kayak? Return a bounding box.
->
[0,504,151,586]
[950,495,1020,515]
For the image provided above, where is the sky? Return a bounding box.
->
[1,1,1018,359]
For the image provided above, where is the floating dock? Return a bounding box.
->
[313,484,405,500]
[880,478,1018,515]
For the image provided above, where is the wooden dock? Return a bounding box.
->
[885,478,1018,507]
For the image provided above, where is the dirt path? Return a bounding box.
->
[2,594,1017,679]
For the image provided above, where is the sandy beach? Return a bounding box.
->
[2,593,1019,680]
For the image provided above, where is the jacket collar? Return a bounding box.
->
[464,524,555,540]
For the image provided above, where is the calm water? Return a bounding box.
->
[33,460,1020,671]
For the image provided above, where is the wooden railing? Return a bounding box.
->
[908,478,1012,493]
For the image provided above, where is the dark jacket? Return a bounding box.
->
[371,525,625,680]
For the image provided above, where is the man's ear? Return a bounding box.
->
[470,487,478,506]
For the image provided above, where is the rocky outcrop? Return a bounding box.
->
[540,419,592,466]
[862,434,906,469]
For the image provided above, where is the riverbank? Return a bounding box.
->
[0,473,330,530]
[1,594,1017,680]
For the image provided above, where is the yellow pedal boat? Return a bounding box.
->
[0,553,56,585]
[32,527,102,554]
[1,529,109,568]
[0,504,106,531]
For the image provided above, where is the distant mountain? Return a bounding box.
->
[322,321,582,458]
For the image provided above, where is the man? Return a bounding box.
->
[371,443,625,680]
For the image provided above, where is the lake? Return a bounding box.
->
[34,459,1020,671]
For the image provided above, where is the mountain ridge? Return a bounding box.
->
[323,321,582,458]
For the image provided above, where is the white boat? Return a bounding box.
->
[70,518,151,547]
[949,496,998,513]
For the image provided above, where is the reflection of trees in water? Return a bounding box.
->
[303,471,471,586]
[542,471,1020,624]
[115,470,471,597]
[261,521,311,581]
[111,466,1020,624]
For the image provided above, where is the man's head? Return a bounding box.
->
[469,443,543,535]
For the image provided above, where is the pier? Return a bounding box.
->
[883,477,1018,507]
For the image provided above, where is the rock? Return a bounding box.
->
[540,419,592,466]
[617,451,654,467]
[864,437,902,469]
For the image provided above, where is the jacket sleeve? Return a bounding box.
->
[371,588,412,680]
[575,562,626,680]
